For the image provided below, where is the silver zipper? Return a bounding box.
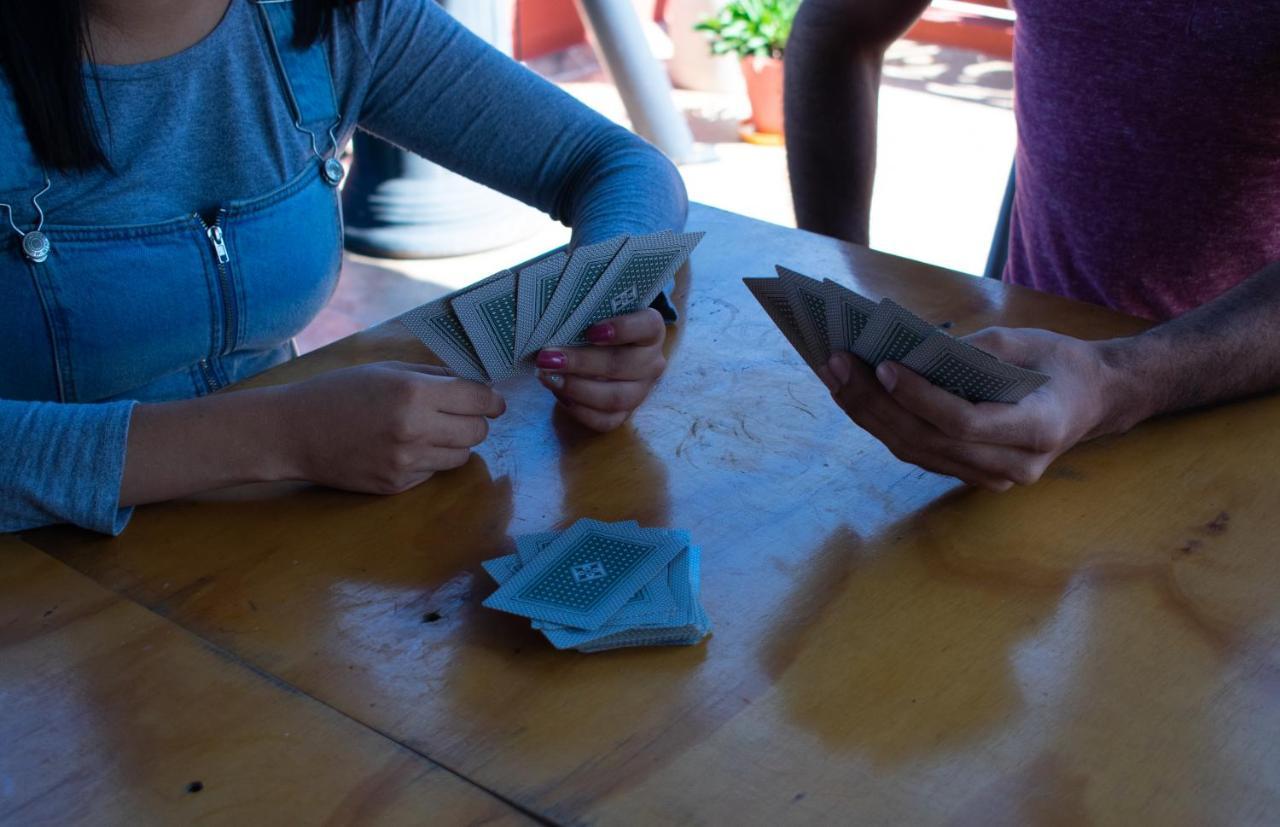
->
[198,358,222,392]
[207,225,230,264]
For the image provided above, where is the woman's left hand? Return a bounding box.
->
[535,307,668,432]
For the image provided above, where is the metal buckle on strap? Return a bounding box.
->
[253,0,346,186]
[1,176,52,263]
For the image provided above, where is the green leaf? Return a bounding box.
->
[692,0,800,58]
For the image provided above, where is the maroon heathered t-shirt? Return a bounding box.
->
[1005,1,1280,321]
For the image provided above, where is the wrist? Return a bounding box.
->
[222,385,300,484]
[1090,335,1165,436]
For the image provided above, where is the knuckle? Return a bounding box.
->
[600,411,630,431]
[555,349,579,373]
[939,412,977,441]
[377,473,412,495]
[388,417,417,444]
[1007,465,1038,487]
[1030,423,1068,454]
[603,386,635,413]
[387,375,420,408]
[469,384,494,411]
[390,447,416,471]
[605,348,629,378]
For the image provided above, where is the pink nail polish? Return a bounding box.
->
[537,351,566,370]
[586,323,616,343]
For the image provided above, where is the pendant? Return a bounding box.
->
[323,158,346,187]
[22,231,49,263]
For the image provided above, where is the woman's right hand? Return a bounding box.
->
[277,361,505,494]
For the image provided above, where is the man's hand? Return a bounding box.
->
[534,308,668,432]
[823,327,1130,490]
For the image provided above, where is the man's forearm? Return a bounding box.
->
[785,0,932,244]
[1098,260,1280,431]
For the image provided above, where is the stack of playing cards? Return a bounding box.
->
[399,231,703,383]
[481,519,711,653]
[746,266,1050,403]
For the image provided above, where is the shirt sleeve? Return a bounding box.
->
[0,399,136,535]
[345,0,688,246]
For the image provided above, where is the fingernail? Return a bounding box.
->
[536,351,566,370]
[828,354,851,386]
[876,362,897,392]
[539,371,565,389]
[586,322,616,343]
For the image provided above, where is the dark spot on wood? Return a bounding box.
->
[512,648,522,655]
[1205,511,1229,534]
[43,606,56,618]
[1179,539,1203,556]
[248,600,258,611]
[186,781,203,794]
[1045,465,1086,481]
[422,611,442,623]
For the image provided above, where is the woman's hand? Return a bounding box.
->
[822,327,1128,491]
[534,308,668,432]
[278,361,505,494]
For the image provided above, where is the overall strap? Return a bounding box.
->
[253,0,341,137]
[0,75,52,261]
[0,77,45,203]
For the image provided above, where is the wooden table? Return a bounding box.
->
[7,204,1280,824]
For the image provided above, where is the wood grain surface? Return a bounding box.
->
[18,205,1280,825]
[0,535,531,825]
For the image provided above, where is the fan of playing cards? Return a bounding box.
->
[746,266,1050,404]
[400,231,703,383]
[482,519,711,653]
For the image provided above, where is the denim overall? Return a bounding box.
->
[0,0,345,405]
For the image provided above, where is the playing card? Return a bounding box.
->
[525,521,645,631]
[540,543,698,650]
[518,235,627,360]
[899,331,1050,403]
[515,531,560,565]
[578,553,710,652]
[822,279,878,354]
[481,553,522,584]
[777,266,832,366]
[482,521,687,630]
[852,298,937,367]
[514,250,569,358]
[744,277,825,372]
[545,232,703,349]
[399,296,489,383]
[451,269,520,382]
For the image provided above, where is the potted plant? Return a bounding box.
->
[694,0,799,141]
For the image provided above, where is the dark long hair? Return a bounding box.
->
[0,0,359,172]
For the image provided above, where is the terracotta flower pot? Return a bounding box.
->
[740,55,784,136]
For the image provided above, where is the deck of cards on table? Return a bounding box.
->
[399,230,703,383]
[746,265,1050,403]
[481,519,711,653]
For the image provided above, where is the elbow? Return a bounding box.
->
[653,146,689,228]
[791,0,930,53]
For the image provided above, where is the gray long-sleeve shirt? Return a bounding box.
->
[0,0,687,533]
